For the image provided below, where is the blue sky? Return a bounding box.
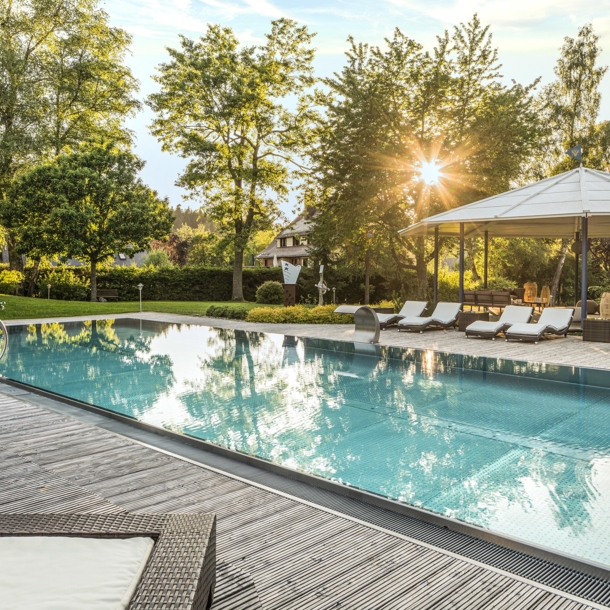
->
[103,0,610,216]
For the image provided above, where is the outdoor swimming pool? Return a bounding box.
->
[3,318,610,571]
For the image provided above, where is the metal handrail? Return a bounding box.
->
[0,302,7,360]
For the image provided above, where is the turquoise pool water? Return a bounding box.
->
[3,318,610,569]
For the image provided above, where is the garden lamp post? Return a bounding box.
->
[47,284,51,300]
[137,283,143,313]
[332,287,336,305]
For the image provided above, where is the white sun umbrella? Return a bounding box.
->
[273,254,278,267]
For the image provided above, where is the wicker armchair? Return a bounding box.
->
[0,513,216,610]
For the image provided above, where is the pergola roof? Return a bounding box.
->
[400,167,610,239]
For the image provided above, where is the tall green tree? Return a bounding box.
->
[148,19,317,300]
[1,146,173,300]
[539,24,608,303]
[0,0,140,270]
[310,16,541,301]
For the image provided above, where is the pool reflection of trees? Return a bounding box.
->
[2,320,175,418]
[180,328,599,538]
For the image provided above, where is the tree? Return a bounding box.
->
[0,0,140,270]
[148,19,317,300]
[539,24,607,304]
[1,146,173,300]
[309,16,541,301]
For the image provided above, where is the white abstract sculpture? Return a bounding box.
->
[281,260,302,284]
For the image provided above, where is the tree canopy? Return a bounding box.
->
[2,146,173,300]
[148,18,317,300]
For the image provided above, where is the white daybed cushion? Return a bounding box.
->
[0,535,154,610]
[508,308,573,336]
[467,306,533,334]
[430,302,461,324]
[398,316,432,327]
[398,301,428,317]
[376,312,396,323]
[466,320,504,333]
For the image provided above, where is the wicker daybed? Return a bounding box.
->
[0,512,216,610]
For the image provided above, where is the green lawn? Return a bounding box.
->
[0,295,271,320]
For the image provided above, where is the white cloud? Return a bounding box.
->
[244,0,286,18]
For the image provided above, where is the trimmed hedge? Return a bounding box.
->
[256,280,284,304]
[86,266,283,301]
[206,305,249,320]
[246,305,347,324]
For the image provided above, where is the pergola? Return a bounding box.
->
[399,166,610,322]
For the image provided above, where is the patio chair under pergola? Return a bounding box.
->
[399,166,610,324]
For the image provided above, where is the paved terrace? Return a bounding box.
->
[2,312,610,608]
[8,311,610,371]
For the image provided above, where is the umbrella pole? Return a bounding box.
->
[433,227,439,305]
[483,231,489,289]
[459,223,465,303]
[581,217,588,328]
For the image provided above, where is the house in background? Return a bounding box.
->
[255,209,317,267]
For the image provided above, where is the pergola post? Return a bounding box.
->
[581,217,588,326]
[459,223,465,303]
[483,231,489,289]
[433,226,439,304]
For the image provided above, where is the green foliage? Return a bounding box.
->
[206,305,249,320]
[0,270,24,295]
[246,305,345,324]
[255,280,284,304]
[148,19,317,299]
[309,16,542,302]
[2,145,174,300]
[40,268,90,301]
[0,0,139,238]
[93,266,283,301]
[142,250,173,269]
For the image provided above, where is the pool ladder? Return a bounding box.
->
[0,302,7,360]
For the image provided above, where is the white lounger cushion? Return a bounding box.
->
[507,307,574,336]
[398,302,461,327]
[466,306,533,334]
[377,301,427,324]
[0,535,154,610]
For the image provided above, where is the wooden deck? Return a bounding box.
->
[0,391,601,609]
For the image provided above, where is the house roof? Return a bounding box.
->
[400,167,610,239]
[255,245,310,259]
[255,209,317,259]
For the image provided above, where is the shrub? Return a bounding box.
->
[256,280,284,304]
[206,305,249,320]
[141,250,173,268]
[246,305,346,324]
[0,270,23,295]
[40,268,90,300]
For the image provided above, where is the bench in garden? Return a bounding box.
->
[97,289,119,301]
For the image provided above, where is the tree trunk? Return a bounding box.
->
[550,239,569,305]
[26,259,40,297]
[90,260,97,302]
[6,234,23,273]
[364,250,371,305]
[466,239,480,282]
[232,249,244,301]
[415,236,427,300]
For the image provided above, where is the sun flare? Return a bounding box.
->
[419,161,442,185]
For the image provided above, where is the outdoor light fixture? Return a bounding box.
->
[47,284,51,300]
[418,161,442,186]
[137,283,144,313]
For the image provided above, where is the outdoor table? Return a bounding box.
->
[583,318,610,342]
[458,311,489,332]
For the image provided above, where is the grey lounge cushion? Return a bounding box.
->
[507,307,574,337]
[466,306,533,335]
[0,535,154,610]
